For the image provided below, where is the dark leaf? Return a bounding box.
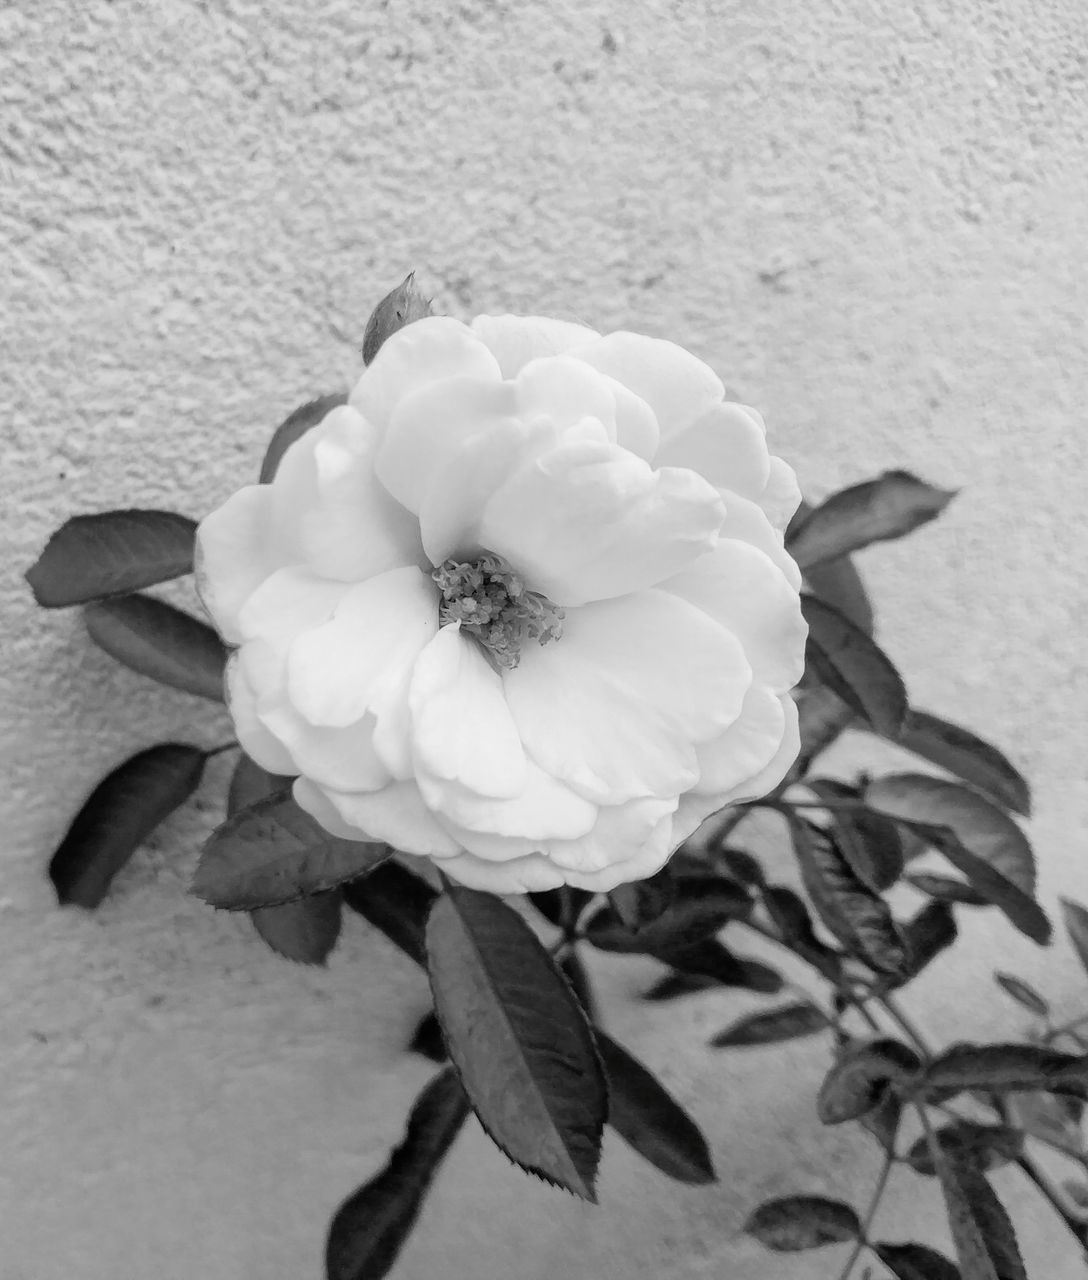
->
[27,509,197,607]
[921,1043,1088,1099]
[715,847,765,887]
[762,884,843,980]
[251,893,342,965]
[710,1001,827,1048]
[895,710,1030,817]
[528,886,594,930]
[1008,1091,1085,1152]
[993,972,1049,1018]
[905,1122,1024,1177]
[193,792,390,910]
[425,885,607,1200]
[930,1145,1027,1280]
[50,744,206,908]
[227,754,293,817]
[559,948,597,1021]
[1060,898,1088,979]
[325,1065,469,1280]
[801,595,908,738]
[866,776,1049,945]
[905,872,989,906]
[786,471,956,570]
[85,593,227,701]
[607,867,676,932]
[342,862,437,967]
[584,876,751,956]
[361,272,434,365]
[595,1032,716,1185]
[874,1242,962,1280]
[803,553,875,635]
[817,1038,922,1125]
[259,392,348,484]
[790,818,908,979]
[795,685,855,775]
[859,1090,903,1154]
[408,1011,447,1064]
[809,779,905,890]
[642,972,721,1001]
[655,938,784,993]
[896,900,957,984]
[744,1195,860,1251]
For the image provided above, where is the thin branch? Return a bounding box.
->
[835,1149,894,1280]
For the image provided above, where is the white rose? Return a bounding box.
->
[196,314,807,894]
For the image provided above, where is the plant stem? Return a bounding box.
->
[204,740,240,759]
[835,1150,894,1280]
[878,994,932,1062]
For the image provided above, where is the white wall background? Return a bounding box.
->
[3,0,1088,1276]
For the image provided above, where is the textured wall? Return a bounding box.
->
[3,0,1088,1275]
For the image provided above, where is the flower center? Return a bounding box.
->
[431,553,565,670]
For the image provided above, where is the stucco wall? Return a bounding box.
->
[3,0,1088,1276]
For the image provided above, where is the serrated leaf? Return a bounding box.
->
[993,972,1049,1018]
[930,1146,1027,1280]
[595,1031,715,1185]
[1060,898,1088,980]
[425,885,607,1201]
[361,272,434,365]
[744,1195,860,1251]
[559,948,597,1021]
[905,1122,1023,1177]
[896,900,957,984]
[905,872,989,906]
[50,744,206,907]
[342,861,437,966]
[874,1242,962,1280]
[817,1038,921,1124]
[584,876,751,956]
[922,1043,1088,1098]
[762,883,843,980]
[866,775,1049,945]
[787,471,956,570]
[801,594,908,738]
[250,893,343,965]
[653,938,784,993]
[809,779,905,890]
[227,754,292,817]
[896,710,1030,817]
[259,392,347,484]
[803,553,875,635]
[710,1001,827,1048]
[790,817,908,978]
[85,593,227,701]
[27,509,197,607]
[193,792,390,910]
[325,1065,470,1280]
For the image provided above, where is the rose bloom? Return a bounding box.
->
[196,315,807,894]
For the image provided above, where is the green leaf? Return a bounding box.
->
[865,775,1049,945]
[84,593,227,701]
[26,509,197,607]
[874,1242,962,1280]
[710,1001,827,1048]
[361,272,434,365]
[744,1195,860,1251]
[342,862,436,967]
[528,886,594,930]
[993,972,1049,1018]
[803,554,875,635]
[905,873,989,906]
[895,710,1030,817]
[930,1145,1027,1280]
[49,744,206,907]
[408,1010,448,1064]
[227,754,292,817]
[250,893,343,965]
[817,1038,921,1124]
[786,470,956,570]
[801,594,908,738]
[325,1065,470,1280]
[259,392,347,484]
[425,885,607,1201]
[651,938,784,993]
[762,883,843,980]
[809,779,905,890]
[921,1043,1088,1099]
[904,1122,1023,1177]
[559,947,597,1021]
[1060,897,1088,979]
[789,818,908,979]
[715,847,765,887]
[583,876,751,955]
[595,1031,716,1185]
[897,900,957,984]
[795,685,855,775]
[859,1090,903,1154]
[606,867,676,932]
[193,792,390,910]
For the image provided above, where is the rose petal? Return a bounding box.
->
[653,402,771,499]
[569,330,724,442]
[224,655,298,775]
[427,760,598,845]
[760,455,803,531]
[286,567,438,728]
[350,316,501,435]
[292,777,373,841]
[544,796,678,874]
[560,804,678,892]
[601,375,659,460]
[479,439,725,607]
[692,684,786,795]
[408,625,527,800]
[470,313,601,378]
[302,778,462,857]
[719,490,803,590]
[235,566,350,653]
[662,540,807,693]
[505,589,752,804]
[258,703,392,793]
[437,848,568,894]
[721,693,800,804]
